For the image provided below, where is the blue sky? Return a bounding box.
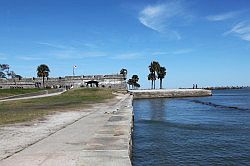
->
[0,0,250,88]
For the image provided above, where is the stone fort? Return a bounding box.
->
[0,74,127,89]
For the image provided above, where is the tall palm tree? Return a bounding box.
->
[148,73,155,89]
[132,75,139,89]
[149,61,160,89]
[37,64,50,88]
[127,79,133,89]
[157,67,167,89]
[120,68,128,80]
[134,82,140,89]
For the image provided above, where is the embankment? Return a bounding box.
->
[130,89,212,99]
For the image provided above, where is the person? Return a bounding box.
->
[195,84,198,89]
[193,84,195,89]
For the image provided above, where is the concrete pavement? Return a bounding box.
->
[0,94,133,166]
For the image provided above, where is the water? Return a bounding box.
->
[132,89,250,165]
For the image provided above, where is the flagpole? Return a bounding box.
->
[73,65,77,76]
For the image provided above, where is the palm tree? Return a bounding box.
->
[127,79,133,89]
[37,64,50,88]
[120,68,127,76]
[120,68,128,80]
[157,67,167,89]
[132,75,139,89]
[148,73,155,89]
[149,61,160,89]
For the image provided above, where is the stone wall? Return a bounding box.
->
[0,74,127,90]
[130,89,212,99]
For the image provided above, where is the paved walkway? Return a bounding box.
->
[0,94,133,166]
[0,90,65,102]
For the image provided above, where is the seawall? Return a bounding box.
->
[76,94,134,166]
[129,89,212,99]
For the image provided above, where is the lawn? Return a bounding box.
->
[0,88,43,98]
[0,88,114,125]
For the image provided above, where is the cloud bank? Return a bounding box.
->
[138,1,192,39]
[225,21,250,41]
[207,11,243,21]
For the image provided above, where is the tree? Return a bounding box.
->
[37,64,50,88]
[127,79,133,89]
[134,82,140,89]
[0,71,6,78]
[157,67,167,89]
[147,73,155,89]
[120,68,127,76]
[0,64,10,72]
[7,71,17,85]
[16,75,22,80]
[149,61,160,89]
[0,64,21,82]
[0,64,9,78]
[132,75,139,89]
[120,68,128,80]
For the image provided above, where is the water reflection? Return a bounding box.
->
[148,99,168,121]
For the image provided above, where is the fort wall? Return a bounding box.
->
[0,74,127,90]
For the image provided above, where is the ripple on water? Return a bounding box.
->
[132,89,250,165]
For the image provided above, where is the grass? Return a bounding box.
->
[0,88,44,98]
[0,88,114,125]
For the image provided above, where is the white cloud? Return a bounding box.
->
[18,56,45,61]
[0,57,7,60]
[82,43,97,48]
[207,11,243,21]
[172,48,193,54]
[0,53,7,60]
[224,21,250,41]
[79,52,107,58]
[152,51,169,56]
[36,42,75,50]
[152,49,193,56]
[52,50,107,59]
[112,53,144,60]
[138,1,192,39]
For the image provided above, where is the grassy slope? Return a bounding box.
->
[0,88,114,125]
[0,89,43,98]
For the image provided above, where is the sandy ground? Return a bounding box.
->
[0,94,123,161]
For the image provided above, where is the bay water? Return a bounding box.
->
[132,89,250,165]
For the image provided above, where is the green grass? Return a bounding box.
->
[0,88,114,125]
[0,88,43,98]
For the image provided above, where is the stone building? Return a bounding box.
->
[0,74,127,90]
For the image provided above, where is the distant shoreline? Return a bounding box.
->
[203,86,249,90]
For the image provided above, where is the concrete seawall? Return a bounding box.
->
[76,94,134,166]
[130,89,212,99]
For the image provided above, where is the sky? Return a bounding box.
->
[0,0,250,88]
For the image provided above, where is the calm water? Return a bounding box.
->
[132,89,250,166]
